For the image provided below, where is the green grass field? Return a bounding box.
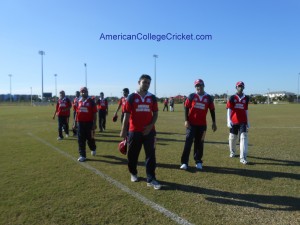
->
[1,103,299,225]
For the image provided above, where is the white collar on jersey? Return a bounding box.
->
[135,91,153,102]
[236,93,246,101]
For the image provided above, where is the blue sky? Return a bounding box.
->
[1,0,299,98]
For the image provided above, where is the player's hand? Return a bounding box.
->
[247,123,250,129]
[92,124,97,130]
[185,121,190,128]
[227,121,232,128]
[143,124,153,136]
[212,123,217,132]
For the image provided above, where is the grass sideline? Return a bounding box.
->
[1,103,299,225]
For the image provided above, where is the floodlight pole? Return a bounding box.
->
[54,74,57,101]
[38,50,45,101]
[268,88,270,104]
[84,63,87,87]
[8,74,12,102]
[153,54,158,96]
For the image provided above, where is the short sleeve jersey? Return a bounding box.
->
[226,94,249,124]
[56,97,71,117]
[76,97,97,122]
[97,99,108,110]
[72,97,80,111]
[124,92,158,132]
[118,97,127,113]
[185,92,215,126]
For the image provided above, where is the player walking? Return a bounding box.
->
[227,81,250,164]
[114,88,129,124]
[120,74,161,190]
[180,79,217,170]
[72,91,80,136]
[75,87,97,162]
[96,92,108,132]
[169,97,174,112]
[163,98,169,111]
[53,90,71,140]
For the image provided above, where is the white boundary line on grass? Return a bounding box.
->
[27,133,194,225]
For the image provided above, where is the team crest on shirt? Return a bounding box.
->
[242,100,245,103]
[203,99,208,103]
[146,98,151,103]
[234,99,237,103]
[135,99,139,103]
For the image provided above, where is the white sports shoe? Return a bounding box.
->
[147,180,161,190]
[78,156,86,162]
[180,164,188,170]
[230,152,235,158]
[240,159,248,164]
[65,134,69,138]
[57,137,63,140]
[91,150,96,156]
[130,174,138,182]
[196,163,203,170]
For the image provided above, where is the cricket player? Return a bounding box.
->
[75,87,97,162]
[96,92,108,132]
[53,90,71,140]
[72,91,80,136]
[114,88,129,125]
[120,74,161,190]
[180,79,217,170]
[227,81,250,164]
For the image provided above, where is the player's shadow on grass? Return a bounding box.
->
[161,180,300,211]
[156,131,184,135]
[157,137,185,143]
[89,155,144,167]
[248,156,300,167]
[200,166,300,181]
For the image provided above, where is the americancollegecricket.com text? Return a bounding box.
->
[99,32,213,42]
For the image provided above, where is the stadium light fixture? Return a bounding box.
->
[38,50,45,101]
[8,74,12,102]
[153,54,158,96]
[84,63,87,88]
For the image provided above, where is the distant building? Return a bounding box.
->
[263,91,295,99]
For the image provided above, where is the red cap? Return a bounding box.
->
[236,81,245,88]
[194,79,205,86]
[118,138,127,155]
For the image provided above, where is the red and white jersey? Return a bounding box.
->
[226,94,249,124]
[118,96,127,113]
[76,97,97,122]
[185,92,215,126]
[56,97,71,117]
[72,97,80,111]
[124,92,158,132]
[96,98,108,111]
